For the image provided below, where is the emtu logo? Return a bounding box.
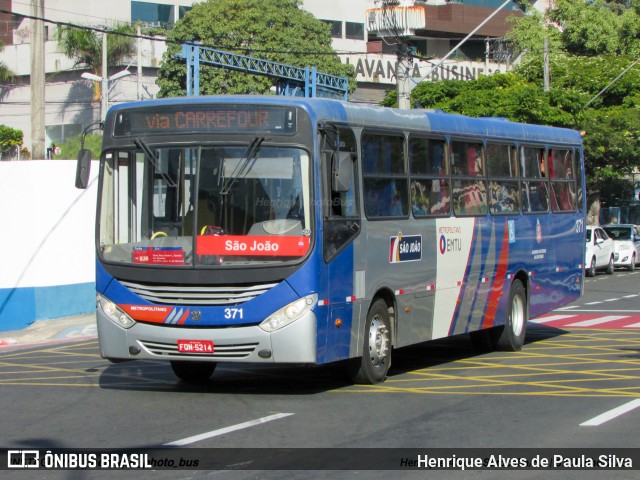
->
[439,235,447,254]
[8,450,40,468]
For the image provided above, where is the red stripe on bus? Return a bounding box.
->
[481,223,510,329]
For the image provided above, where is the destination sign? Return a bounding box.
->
[113,105,297,136]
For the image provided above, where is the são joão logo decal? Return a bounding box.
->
[389,234,422,263]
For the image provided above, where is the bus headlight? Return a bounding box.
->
[97,294,136,329]
[260,294,317,332]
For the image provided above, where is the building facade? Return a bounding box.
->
[0,0,526,156]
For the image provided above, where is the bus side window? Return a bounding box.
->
[408,135,450,216]
[362,132,407,218]
[487,143,520,215]
[520,146,549,213]
[451,140,487,216]
[549,148,577,212]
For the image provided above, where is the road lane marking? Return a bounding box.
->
[566,316,627,327]
[164,413,294,446]
[580,399,640,426]
[625,322,640,328]
[531,315,577,324]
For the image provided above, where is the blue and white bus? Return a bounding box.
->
[76,96,586,384]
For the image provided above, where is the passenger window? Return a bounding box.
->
[409,136,450,216]
[520,146,549,213]
[486,143,520,215]
[451,140,487,216]
[549,148,577,212]
[362,132,408,218]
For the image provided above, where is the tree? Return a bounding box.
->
[56,133,103,160]
[0,41,15,84]
[156,0,355,97]
[0,124,23,160]
[55,24,136,102]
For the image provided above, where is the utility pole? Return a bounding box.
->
[101,32,108,122]
[543,37,550,92]
[397,47,413,110]
[30,0,45,159]
[137,25,142,100]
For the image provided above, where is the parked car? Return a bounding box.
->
[602,224,640,271]
[585,226,615,277]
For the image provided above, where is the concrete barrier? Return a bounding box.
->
[0,160,98,331]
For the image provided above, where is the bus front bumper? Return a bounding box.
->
[96,310,317,364]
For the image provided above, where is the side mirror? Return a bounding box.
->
[332,151,355,193]
[75,149,92,189]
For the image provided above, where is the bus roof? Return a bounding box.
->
[108,95,583,146]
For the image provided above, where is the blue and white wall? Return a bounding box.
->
[0,160,98,332]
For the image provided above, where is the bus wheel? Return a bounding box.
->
[348,299,391,385]
[494,280,527,352]
[170,361,216,383]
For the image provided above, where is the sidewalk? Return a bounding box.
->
[0,312,97,350]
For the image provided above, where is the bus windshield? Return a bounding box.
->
[98,143,312,267]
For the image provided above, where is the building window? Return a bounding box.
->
[345,22,365,40]
[178,6,192,19]
[322,20,343,38]
[131,1,174,28]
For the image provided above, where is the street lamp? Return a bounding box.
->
[81,69,131,122]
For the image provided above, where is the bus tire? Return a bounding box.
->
[494,279,527,352]
[348,298,392,385]
[170,360,216,383]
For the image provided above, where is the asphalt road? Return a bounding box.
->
[1,269,639,480]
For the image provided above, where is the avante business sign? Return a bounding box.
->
[342,54,508,84]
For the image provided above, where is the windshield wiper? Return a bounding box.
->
[134,138,177,188]
[220,136,266,196]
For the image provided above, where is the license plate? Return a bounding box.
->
[177,339,214,354]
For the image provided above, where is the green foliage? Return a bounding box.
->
[0,124,23,156]
[410,72,578,127]
[55,133,103,160]
[55,24,136,73]
[55,24,136,101]
[156,0,355,97]
[0,40,15,84]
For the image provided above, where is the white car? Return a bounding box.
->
[602,224,640,271]
[585,226,615,277]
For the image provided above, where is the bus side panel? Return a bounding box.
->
[530,213,583,317]
[447,217,496,336]
[432,217,477,339]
